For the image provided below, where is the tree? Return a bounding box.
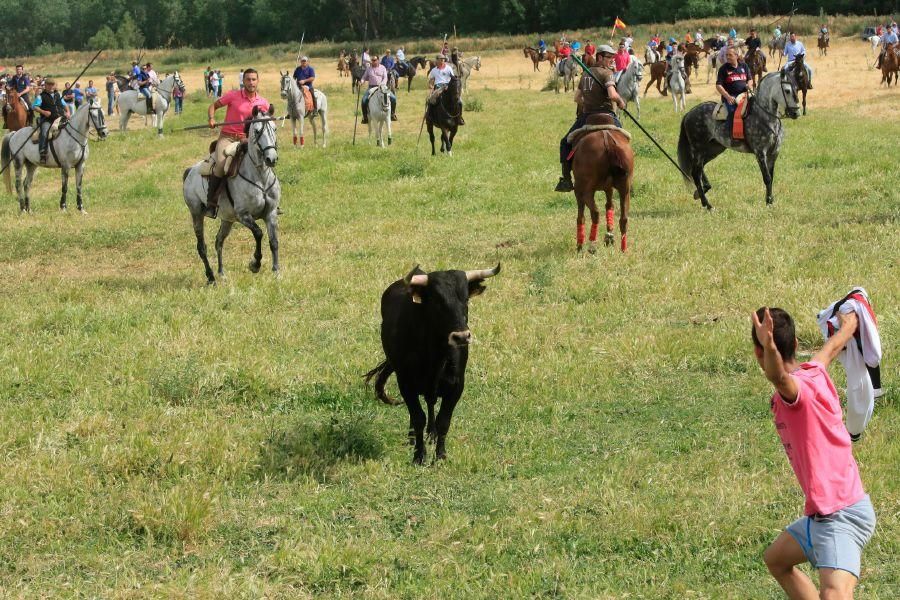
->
[117,13,145,49]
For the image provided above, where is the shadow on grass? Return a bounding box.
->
[255,416,385,482]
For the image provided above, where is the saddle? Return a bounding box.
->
[714,93,751,140]
[566,116,632,160]
[30,118,63,143]
[198,140,246,179]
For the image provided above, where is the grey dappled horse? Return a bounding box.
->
[668,55,687,112]
[457,56,481,92]
[279,72,328,148]
[117,72,185,137]
[2,100,108,213]
[616,57,644,120]
[182,106,281,284]
[677,71,800,209]
[367,84,392,147]
[555,57,578,93]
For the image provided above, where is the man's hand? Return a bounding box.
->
[726,94,736,104]
[837,310,858,336]
[208,118,216,129]
[751,307,775,349]
[616,97,626,110]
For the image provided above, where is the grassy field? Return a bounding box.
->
[0,37,897,597]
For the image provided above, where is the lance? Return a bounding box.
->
[776,4,797,71]
[1,49,104,179]
[569,54,700,196]
[178,116,286,132]
[295,31,306,64]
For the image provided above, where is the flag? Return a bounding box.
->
[614,18,627,30]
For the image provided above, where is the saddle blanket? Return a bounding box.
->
[302,87,314,113]
[713,93,750,140]
[567,124,632,146]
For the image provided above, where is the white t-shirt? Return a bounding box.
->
[362,52,370,63]
[396,49,405,61]
[429,65,454,86]
[209,72,219,85]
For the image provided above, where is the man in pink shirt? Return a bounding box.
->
[752,307,876,599]
[360,55,397,124]
[613,42,631,82]
[205,68,270,218]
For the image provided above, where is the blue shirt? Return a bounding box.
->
[783,40,807,63]
[292,65,315,88]
[132,65,140,76]
[85,86,98,98]
[9,74,30,92]
[381,56,395,69]
[883,32,899,44]
[73,88,84,101]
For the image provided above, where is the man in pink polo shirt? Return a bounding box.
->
[204,68,271,218]
[751,307,876,599]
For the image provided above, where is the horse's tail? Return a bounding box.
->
[1,134,12,195]
[603,132,632,179]
[677,118,694,183]
[363,359,401,405]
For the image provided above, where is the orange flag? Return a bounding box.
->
[614,18,627,30]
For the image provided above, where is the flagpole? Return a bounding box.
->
[608,17,618,44]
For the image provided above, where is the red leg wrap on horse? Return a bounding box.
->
[621,234,628,252]
[300,136,305,146]
[589,223,598,242]
[606,209,614,229]
[577,224,585,245]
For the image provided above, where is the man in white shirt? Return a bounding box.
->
[782,32,813,88]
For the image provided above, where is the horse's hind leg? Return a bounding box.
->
[603,189,615,248]
[14,162,25,213]
[60,168,69,211]
[214,219,234,278]
[617,180,631,252]
[237,213,264,273]
[193,214,216,284]
[23,163,36,213]
[427,122,436,156]
[574,192,587,253]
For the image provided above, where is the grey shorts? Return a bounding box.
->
[785,495,876,578]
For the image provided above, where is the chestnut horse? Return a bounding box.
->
[644,60,668,96]
[523,47,557,71]
[570,115,634,252]
[3,89,31,131]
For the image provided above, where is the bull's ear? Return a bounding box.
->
[468,281,487,297]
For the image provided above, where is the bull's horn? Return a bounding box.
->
[404,265,428,286]
[465,263,501,281]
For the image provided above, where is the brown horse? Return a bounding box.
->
[570,115,634,253]
[337,51,350,77]
[3,88,31,131]
[881,45,899,86]
[745,47,767,86]
[523,47,556,71]
[789,54,810,115]
[644,60,668,96]
[817,33,829,56]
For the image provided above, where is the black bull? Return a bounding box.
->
[365,264,500,465]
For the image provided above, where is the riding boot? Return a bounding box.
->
[555,161,574,192]
[390,97,398,121]
[40,152,48,165]
[361,101,369,124]
[206,175,224,219]
[146,96,153,113]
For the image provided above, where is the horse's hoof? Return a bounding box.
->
[248,261,261,273]
[206,279,216,286]
[604,233,614,247]
[79,209,88,215]
[576,244,583,253]
[588,244,597,255]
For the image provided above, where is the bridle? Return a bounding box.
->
[64,105,107,147]
[236,117,278,195]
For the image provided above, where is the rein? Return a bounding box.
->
[238,120,278,195]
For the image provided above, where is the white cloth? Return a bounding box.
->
[362,51,370,63]
[816,288,883,436]
[429,65,454,86]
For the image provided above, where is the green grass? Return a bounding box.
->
[0,66,897,598]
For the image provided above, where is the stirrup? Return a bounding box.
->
[555,177,574,192]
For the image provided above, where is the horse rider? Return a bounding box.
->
[783,31,813,88]
[135,64,153,113]
[773,25,782,41]
[876,27,899,68]
[715,46,753,139]
[293,56,317,111]
[729,27,737,40]
[427,53,464,124]
[362,47,371,64]
[204,68,270,219]
[623,33,634,50]
[33,78,69,165]
[146,63,159,87]
[555,45,626,193]
[819,23,829,37]
[538,38,547,59]
[613,42,630,82]
[381,50,396,71]
[694,29,704,45]
[361,54,398,124]
[584,39,596,59]
[8,65,32,110]
[746,29,762,54]
[396,46,409,73]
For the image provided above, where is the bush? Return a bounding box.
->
[464,96,484,112]
[34,42,65,56]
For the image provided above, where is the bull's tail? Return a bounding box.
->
[363,359,401,405]
[676,118,694,184]
[2,134,12,195]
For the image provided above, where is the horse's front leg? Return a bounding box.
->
[214,219,235,278]
[754,150,774,205]
[265,210,279,274]
[386,111,393,146]
[427,122,436,156]
[75,160,87,213]
[237,212,264,273]
[14,162,25,213]
[156,109,164,137]
[299,114,305,147]
[22,163,37,213]
[60,167,69,211]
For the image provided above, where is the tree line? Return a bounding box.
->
[1,0,896,56]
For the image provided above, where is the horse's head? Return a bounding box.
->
[173,71,186,93]
[632,57,644,81]
[778,71,801,119]
[247,105,278,168]
[473,57,481,71]
[279,71,290,99]
[89,101,109,140]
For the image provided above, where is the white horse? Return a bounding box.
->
[616,57,644,120]
[2,99,108,213]
[279,72,328,148]
[117,72,185,137]
[644,46,661,65]
[555,57,579,93]
[668,55,687,112]
[182,105,280,284]
[868,35,881,55]
[367,84,392,147]
[458,56,481,92]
